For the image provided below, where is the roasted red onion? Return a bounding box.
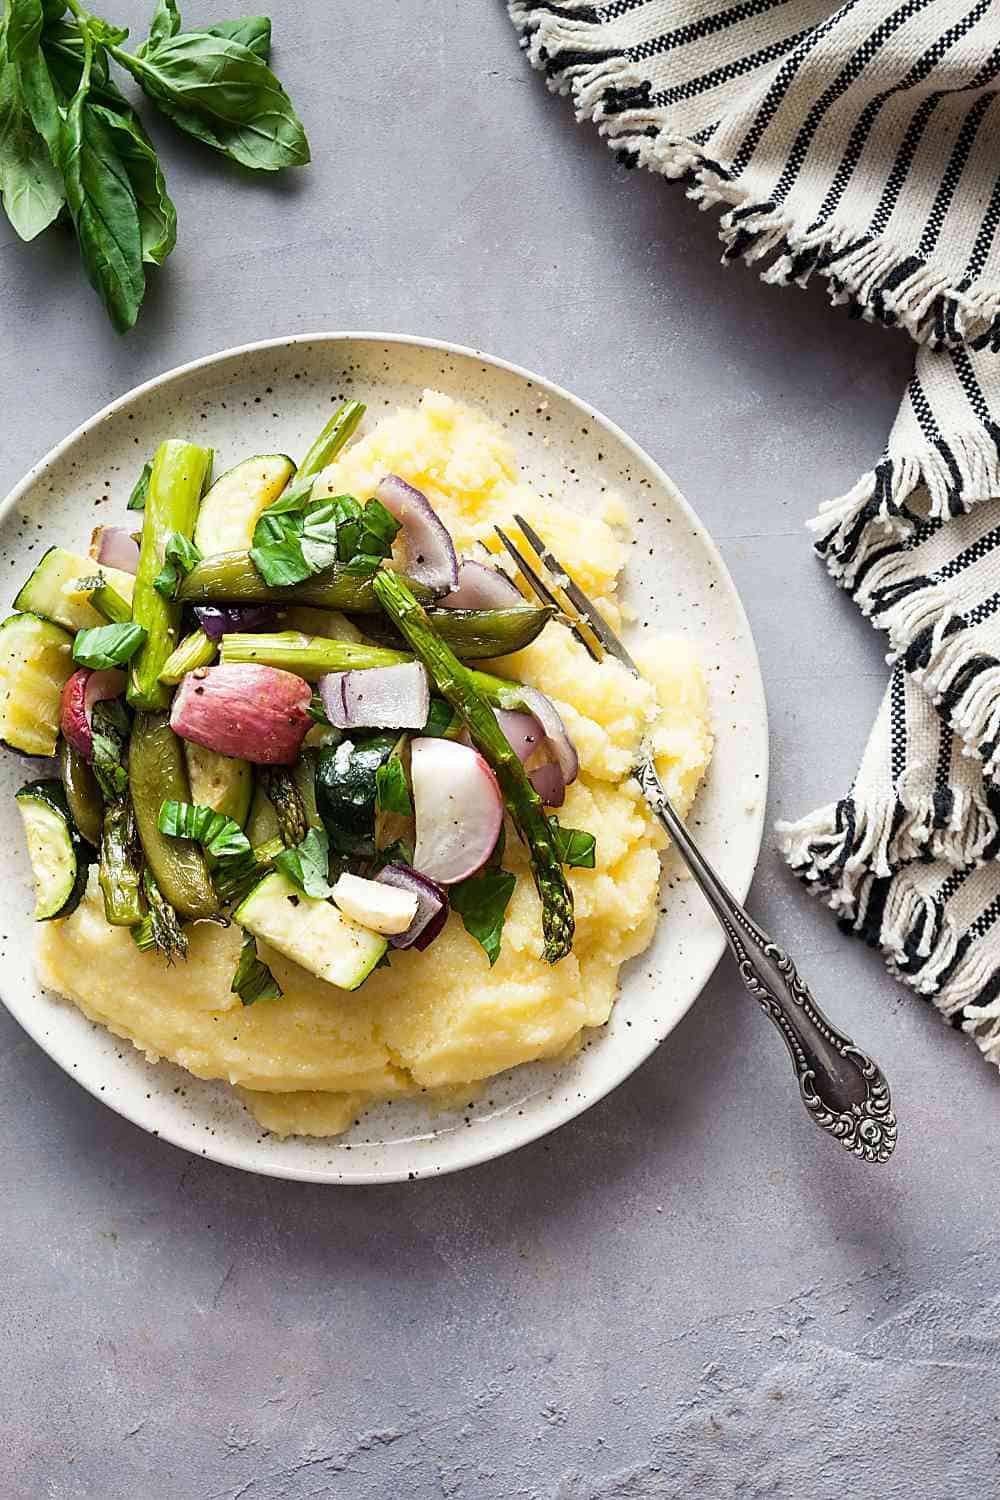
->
[170,663,312,765]
[527,761,565,808]
[376,864,449,950]
[318,662,430,731]
[410,737,503,884]
[461,704,569,806]
[193,604,279,641]
[512,687,578,785]
[60,667,128,760]
[92,526,140,574]
[440,559,523,610]
[375,474,459,596]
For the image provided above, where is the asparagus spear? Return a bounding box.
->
[276,399,366,512]
[259,767,308,846]
[132,869,188,962]
[128,441,213,711]
[159,629,216,685]
[99,794,144,926]
[372,571,574,964]
[128,712,218,919]
[177,552,434,610]
[219,631,543,712]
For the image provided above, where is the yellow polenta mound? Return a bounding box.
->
[37,390,713,1139]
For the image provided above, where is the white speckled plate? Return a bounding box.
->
[0,334,767,1183]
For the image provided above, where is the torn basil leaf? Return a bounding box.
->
[450,866,516,968]
[273,825,333,899]
[157,800,252,860]
[127,459,152,510]
[231,929,281,1004]
[550,822,597,869]
[153,530,202,598]
[374,752,411,817]
[72,621,147,668]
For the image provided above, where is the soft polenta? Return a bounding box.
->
[36,390,713,1138]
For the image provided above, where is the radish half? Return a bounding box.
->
[60,667,127,759]
[410,737,503,884]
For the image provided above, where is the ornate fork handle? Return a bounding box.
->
[635,761,897,1164]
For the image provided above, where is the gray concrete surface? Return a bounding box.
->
[1,4,996,1497]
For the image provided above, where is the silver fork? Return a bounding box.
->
[495,515,897,1165]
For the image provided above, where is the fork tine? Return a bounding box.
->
[512,513,639,672]
[493,526,600,661]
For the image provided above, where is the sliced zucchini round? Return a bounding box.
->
[0,612,75,757]
[184,740,253,827]
[193,455,295,555]
[15,778,90,920]
[14,546,136,632]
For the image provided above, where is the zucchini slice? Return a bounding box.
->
[14,546,136,632]
[0,612,75,756]
[184,741,253,827]
[235,872,387,990]
[193,455,295,555]
[15,778,89,920]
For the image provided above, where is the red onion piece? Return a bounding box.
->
[94,526,140,575]
[60,667,127,759]
[318,662,429,731]
[410,737,503,884]
[170,663,311,765]
[440,560,522,610]
[193,604,278,641]
[511,687,578,785]
[494,708,543,761]
[528,760,565,808]
[375,474,459,596]
[376,864,449,950]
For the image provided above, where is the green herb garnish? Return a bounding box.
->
[550,822,597,869]
[153,529,201,599]
[375,752,412,817]
[127,460,152,510]
[231,930,281,1004]
[450,866,516,968]
[157,799,252,860]
[73,620,146,667]
[273,826,333,898]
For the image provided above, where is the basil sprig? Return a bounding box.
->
[73,620,146,667]
[250,493,400,589]
[0,0,309,331]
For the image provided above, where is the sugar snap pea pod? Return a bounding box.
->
[367,606,553,659]
[59,737,104,846]
[372,570,574,964]
[159,628,216,685]
[177,552,434,610]
[128,712,218,919]
[99,794,144,926]
[128,441,214,711]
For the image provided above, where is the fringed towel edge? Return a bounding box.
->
[507,0,1000,351]
[777,773,1000,910]
[786,859,1000,1070]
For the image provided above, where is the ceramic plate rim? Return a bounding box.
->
[0,331,769,1183]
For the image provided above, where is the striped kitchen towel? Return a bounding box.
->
[507,0,1000,1067]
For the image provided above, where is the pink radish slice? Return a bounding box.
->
[440,560,522,610]
[93,526,140,574]
[318,662,429,731]
[511,687,578,785]
[375,474,459,596]
[170,664,312,765]
[410,737,503,884]
[376,864,449,950]
[60,668,127,759]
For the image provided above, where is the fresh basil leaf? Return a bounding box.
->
[157,799,252,860]
[147,0,180,51]
[357,497,399,558]
[273,826,334,899]
[113,28,310,172]
[249,535,311,587]
[55,61,146,333]
[213,850,263,908]
[450,866,516,967]
[205,16,270,61]
[86,102,175,265]
[127,459,151,510]
[7,0,62,157]
[89,697,129,801]
[550,821,597,869]
[0,41,64,239]
[73,620,146,668]
[232,929,281,1004]
[340,553,382,578]
[41,19,129,110]
[41,0,66,22]
[153,530,201,598]
[375,754,411,817]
